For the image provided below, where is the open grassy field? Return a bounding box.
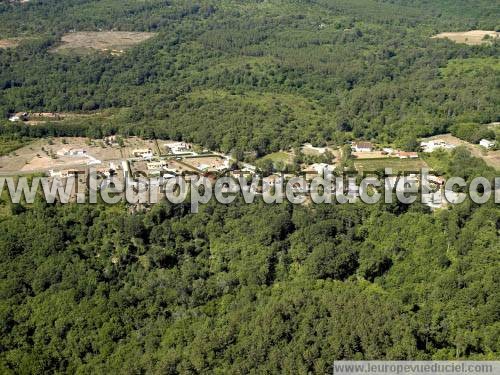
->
[354,157,428,173]
[432,30,499,45]
[53,31,156,55]
[258,151,294,165]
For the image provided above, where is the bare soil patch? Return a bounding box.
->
[53,31,156,55]
[0,137,161,175]
[352,151,391,159]
[432,30,499,45]
[0,38,22,49]
[183,156,227,172]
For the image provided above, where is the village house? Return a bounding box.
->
[479,139,495,149]
[48,169,85,178]
[420,140,455,153]
[165,142,192,155]
[132,148,154,159]
[352,141,374,152]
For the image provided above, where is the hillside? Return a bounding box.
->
[0,1,499,373]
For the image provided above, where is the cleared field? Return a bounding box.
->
[0,38,22,49]
[0,137,160,175]
[421,134,500,170]
[432,30,499,45]
[53,31,156,55]
[354,158,428,173]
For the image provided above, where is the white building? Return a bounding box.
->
[165,142,192,155]
[420,140,455,153]
[352,141,374,152]
[132,149,154,160]
[479,139,495,149]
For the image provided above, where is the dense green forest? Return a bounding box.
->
[0,0,499,373]
[0,0,499,153]
[0,148,499,373]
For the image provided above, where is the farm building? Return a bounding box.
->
[352,141,374,152]
[165,142,192,155]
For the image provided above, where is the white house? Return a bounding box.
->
[479,139,495,149]
[165,142,192,155]
[132,148,154,159]
[420,140,455,153]
[352,141,374,152]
